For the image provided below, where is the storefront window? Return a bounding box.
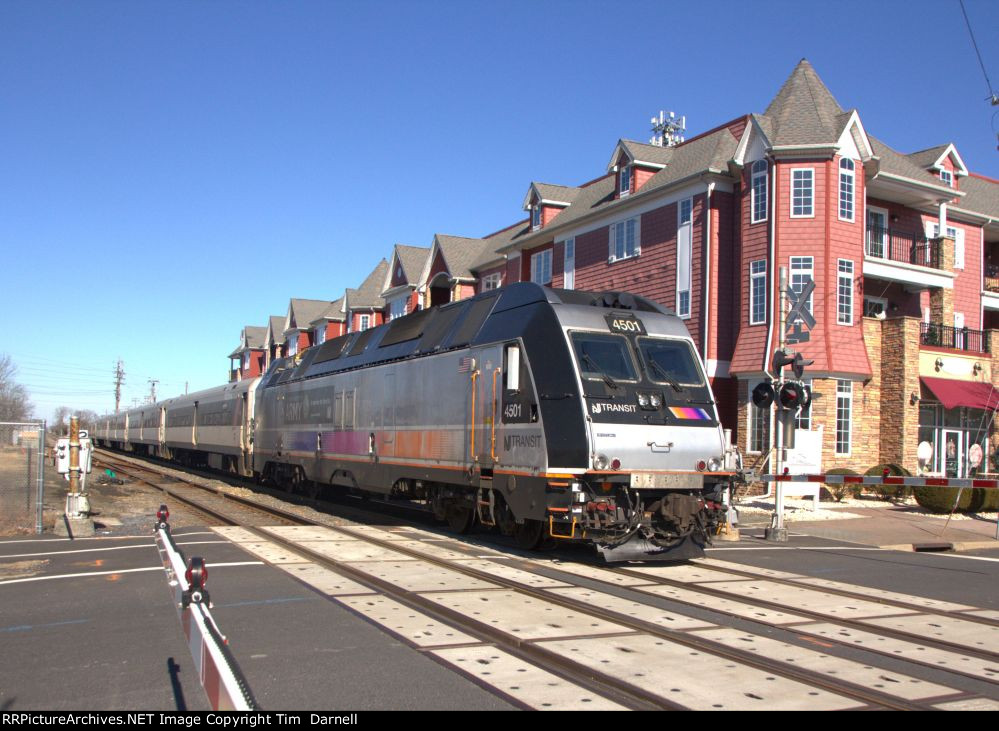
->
[917,403,991,476]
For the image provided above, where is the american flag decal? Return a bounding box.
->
[457,356,472,373]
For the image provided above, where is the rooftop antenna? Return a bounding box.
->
[650,110,686,147]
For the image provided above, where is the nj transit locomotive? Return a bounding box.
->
[97,283,738,561]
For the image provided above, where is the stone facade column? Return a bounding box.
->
[929,235,955,328]
[879,317,922,473]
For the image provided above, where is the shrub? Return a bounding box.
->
[913,485,995,514]
[823,467,861,502]
[864,463,912,501]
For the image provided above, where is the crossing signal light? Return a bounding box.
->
[751,381,775,409]
[777,381,810,410]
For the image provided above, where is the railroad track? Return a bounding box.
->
[95,449,999,711]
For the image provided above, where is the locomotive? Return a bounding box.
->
[97,283,739,562]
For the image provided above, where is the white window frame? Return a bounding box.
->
[837,259,854,325]
[790,256,814,321]
[940,169,953,187]
[531,204,542,231]
[531,249,552,285]
[929,223,965,269]
[796,378,813,430]
[388,296,407,321]
[791,168,814,218]
[482,272,502,291]
[619,166,631,197]
[838,158,855,222]
[287,335,299,357]
[835,380,853,455]
[676,198,692,318]
[315,326,326,345]
[608,217,640,263]
[359,314,371,331]
[563,238,575,290]
[751,160,768,224]
[864,296,888,318]
[749,260,766,325]
[747,379,771,454]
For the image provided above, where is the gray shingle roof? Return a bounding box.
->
[906,144,950,171]
[348,259,389,310]
[532,183,581,205]
[266,315,285,346]
[470,220,531,271]
[395,244,430,283]
[229,324,266,359]
[286,298,332,333]
[869,135,956,192]
[760,59,844,146]
[619,140,674,167]
[309,297,345,327]
[435,234,493,280]
[959,174,999,220]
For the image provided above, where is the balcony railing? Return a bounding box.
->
[865,225,941,269]
[920,322,989,353]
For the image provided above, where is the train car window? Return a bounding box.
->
[638,337,705,386]
[347,329,376,357]
[313,334,351,364]
[504,344,521,392]
[570,332,639,382]
[445,295,499,349]
[381,307,435,347]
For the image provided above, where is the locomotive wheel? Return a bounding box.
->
[513,519,546,550]
[446,503,475,534]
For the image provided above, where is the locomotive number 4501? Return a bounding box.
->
[605,314,646,335]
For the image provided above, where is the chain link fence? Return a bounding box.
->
[0,422,46,534]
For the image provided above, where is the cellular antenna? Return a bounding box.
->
[650,110,686,147]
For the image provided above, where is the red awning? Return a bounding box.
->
[921,377,999,411]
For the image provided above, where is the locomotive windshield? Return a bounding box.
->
[571,332,639,382]
[638,337,705,386]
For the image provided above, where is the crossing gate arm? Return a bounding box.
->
[760,473,999,489]
[155,517,257,711]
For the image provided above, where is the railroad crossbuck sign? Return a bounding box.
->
[786,278,815,344]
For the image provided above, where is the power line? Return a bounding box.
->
[959,0,997,102]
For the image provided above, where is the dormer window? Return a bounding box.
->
[940,169,953,187]
[531,204,542,230]
[619,166,631,196]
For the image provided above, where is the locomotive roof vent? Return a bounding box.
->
[592,292,637,310]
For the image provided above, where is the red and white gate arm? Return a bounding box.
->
[154,509,257,711]
[760,473,999,490]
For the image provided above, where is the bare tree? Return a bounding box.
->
[51,406,100,435]
[51,406,72,434]
[0,354,33,422]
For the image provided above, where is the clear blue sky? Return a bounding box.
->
[2,0,997,420]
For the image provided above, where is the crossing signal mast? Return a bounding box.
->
[751,266,814,542]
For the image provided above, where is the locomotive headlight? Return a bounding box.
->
[594,454,610,470]
[637,393,650,408]
[649,393,663,409]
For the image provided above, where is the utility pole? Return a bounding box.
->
[113,359,125,414]
[148,378,159,404]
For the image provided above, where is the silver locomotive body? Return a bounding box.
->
[252,283,732,561]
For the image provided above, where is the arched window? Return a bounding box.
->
[839,158,855,222]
